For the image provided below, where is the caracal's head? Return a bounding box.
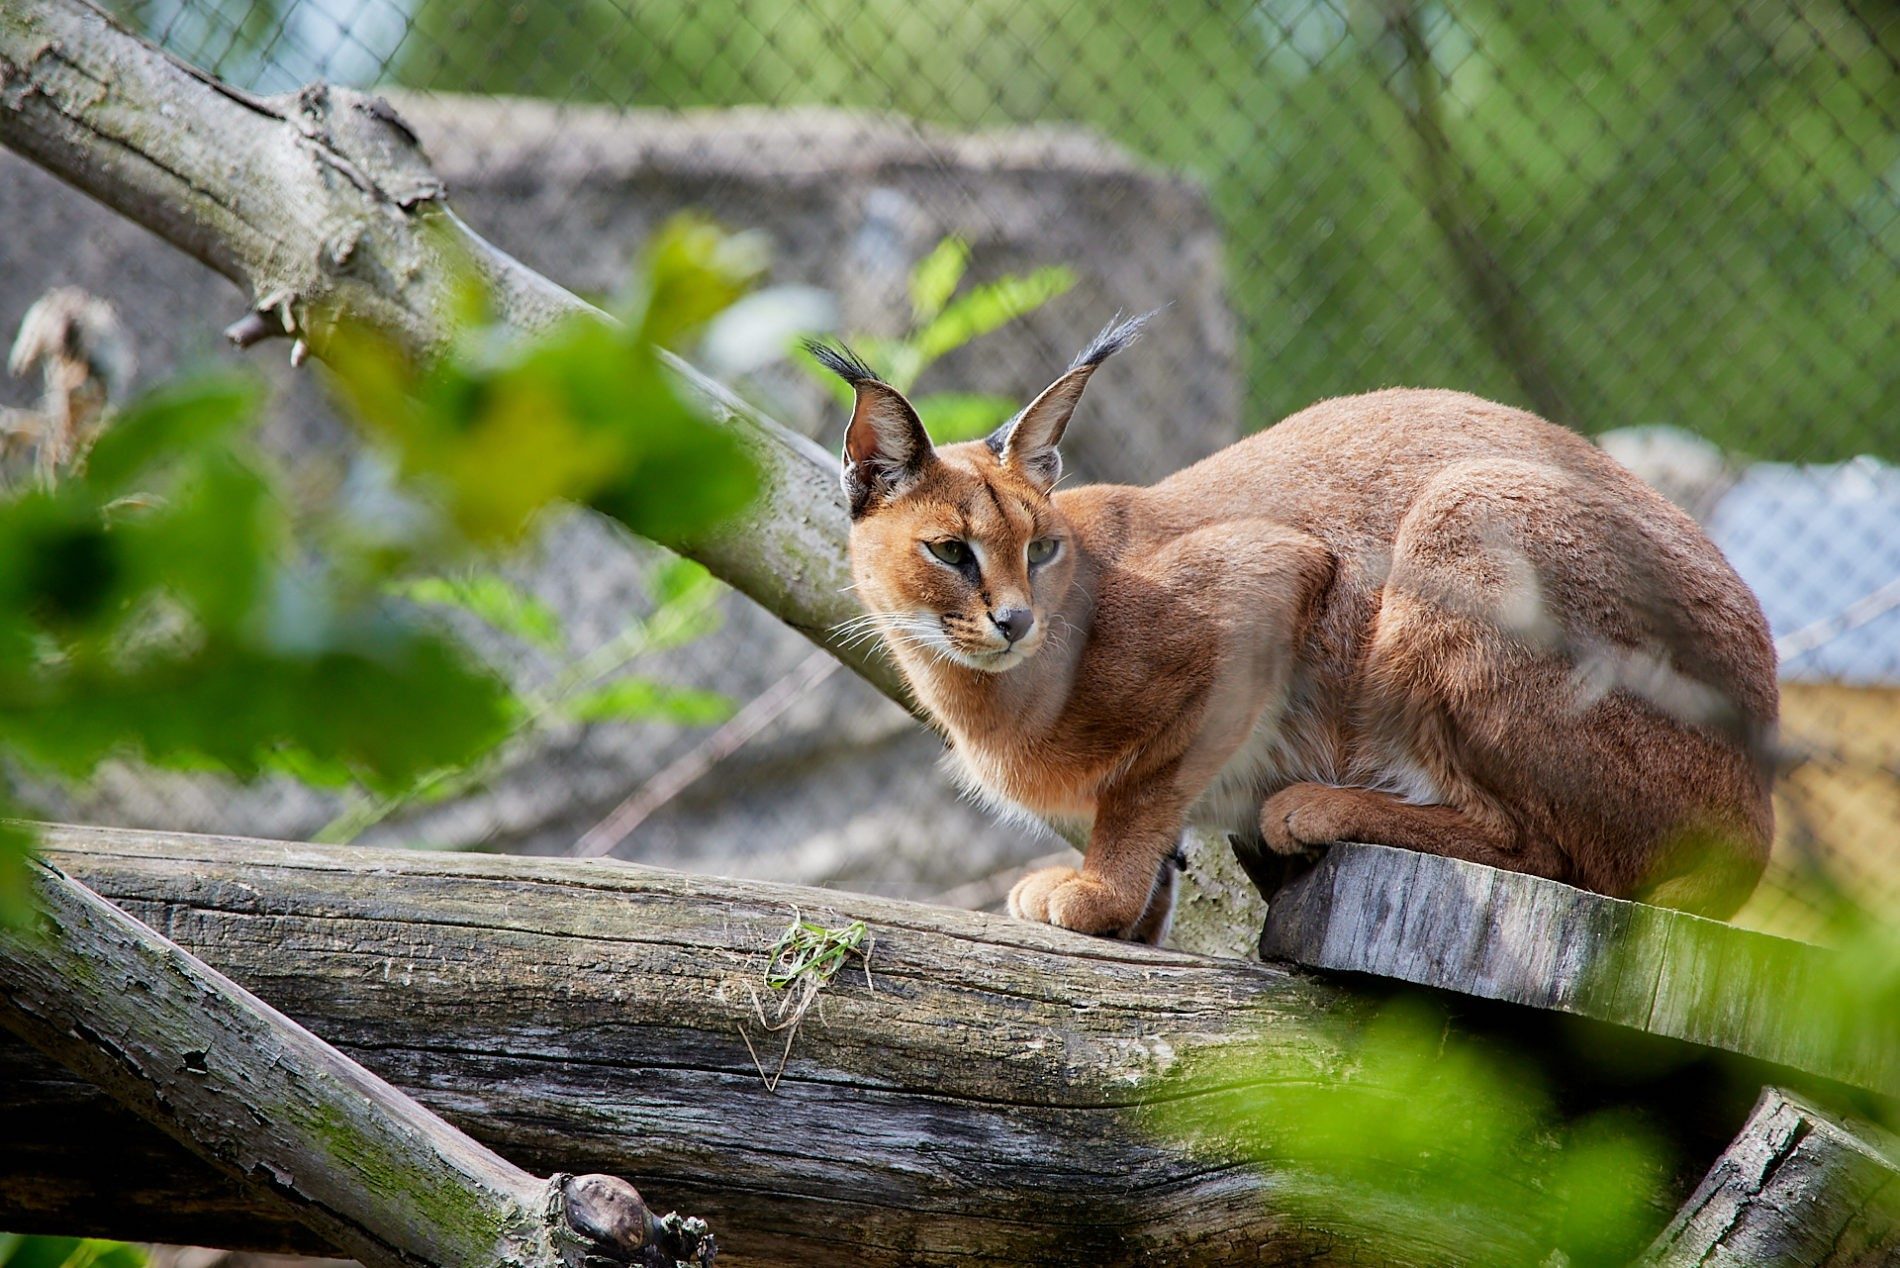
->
[812,314,1148,674]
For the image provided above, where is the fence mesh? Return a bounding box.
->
[6,0,1898,939]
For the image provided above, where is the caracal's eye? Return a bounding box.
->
[927,539,973,567]
[1027,537,1059,565]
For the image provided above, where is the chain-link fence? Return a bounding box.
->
[3,0,1896,940]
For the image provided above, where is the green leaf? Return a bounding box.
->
[649,557,717,608]
[640,604,723,652]
[329,264,761,548]
[628,214,769,349]
[908,237,971,325]
[0,490,128,639]
[0,1235,146,1268]
[260,745,361,789]
[912,266,1077,365]
[1154,996,1672,1265]
[640,558,725,650]
[589,411,761,543]
[123,452,276,634]
[914,392,1019,442]
[0,627,516,796]
[0,817,36,930]
[85,371,263,496]
[564,677,734,725]
[390,573,564,649]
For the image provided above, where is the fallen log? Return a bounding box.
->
[1,853,712,1268]
[3,823,1357,1266]
[14,824,1893,1264]
[1642,1086,1900,1266]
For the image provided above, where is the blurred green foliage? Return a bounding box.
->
[0,1236,143,1268]
[789,236,1076,441]
[1156,995,1674,1266]
[320,554,734,843]
[327,220,761,546]
[389,0,1900,459]
[0,218,761,917]
[1156,869,1900,1263]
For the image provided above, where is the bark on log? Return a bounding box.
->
[0,823,1386,1266]
[13,825,1880,1265]
[0,0,899,700]
[0,853,712,1268]
[1643,1087,1900,1267]
[1261,842,1899,1097]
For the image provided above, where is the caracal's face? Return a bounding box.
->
[849,442,1076,673]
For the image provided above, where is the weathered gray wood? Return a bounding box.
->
[0,821,1640,1267]
[0,0,900,701]
[1260,843,1898,1097]
[1644,1086,1900,1266]
[0,853,710,1268]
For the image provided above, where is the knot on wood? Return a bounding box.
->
[554,1172,717,1268]
[273,81,446,212]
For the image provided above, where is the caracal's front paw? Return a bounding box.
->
[1261,782,1354,855]
[1007,866,1142,938]
[1007,865,1080,923]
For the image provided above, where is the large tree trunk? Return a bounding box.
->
[8,827,1889,1266]
[5,822,1741,1268]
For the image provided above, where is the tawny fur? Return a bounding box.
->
[822,332,1777,943]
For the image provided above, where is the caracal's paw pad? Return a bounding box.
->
[1007,866,1141,938]
[1262,782,1355,855]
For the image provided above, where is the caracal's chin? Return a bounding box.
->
[948,637,1044,673]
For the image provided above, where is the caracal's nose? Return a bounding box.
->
[991,608,1034,644]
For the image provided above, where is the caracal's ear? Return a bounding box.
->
[988,310,1153,493]
[807,340,936,519]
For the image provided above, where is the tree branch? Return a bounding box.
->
[0,0,901,699]
[1,849,713,1268]
[1388,1,1580,425]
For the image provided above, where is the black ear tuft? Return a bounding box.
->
[820,341,934,519]
[803,338,883,387]
[984,309,1160,493]
[1067,308,1161,372]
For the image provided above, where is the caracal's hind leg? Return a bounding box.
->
[1267,458,1773,915]
[1259,781,1564,877]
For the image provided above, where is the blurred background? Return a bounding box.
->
[2,0,1896,949]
